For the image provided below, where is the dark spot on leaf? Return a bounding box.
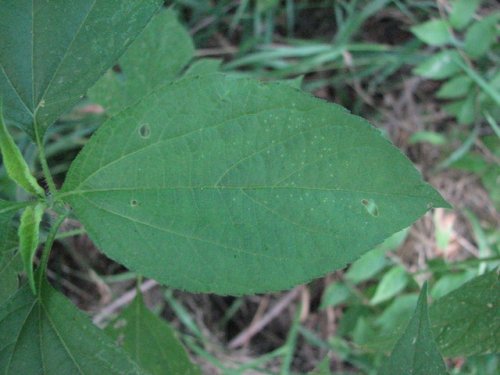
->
[138,123,151,139]
[361,199,379,217]
[130,199,138,207]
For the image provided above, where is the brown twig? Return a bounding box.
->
[228,286,302,349]
[92,279,158,327]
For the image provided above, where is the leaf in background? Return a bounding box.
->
[61,74,448,295]
[443,93,476,125]
[320,282,352,309]
[370,266,409,305]
[414,51,462,80]
[345,246,388,284]
[375,293,419,333]
[0,281,145,375]
[379,283,447,375]
[0,104,44,196]
[0,199,27,301]
[430,270,500,357]
[436,75,472,99]
[18,203,44,294]
[430,271,476,299]
[89,9,194,117]
[464,14,499,59]
[106,293,200,375]
[411,19,454,46]
[0,0,162,139]
[345,228,409,284]
[449,0,481,30]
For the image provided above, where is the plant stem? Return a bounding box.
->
[34,125,57,196]
[37,211,70,293]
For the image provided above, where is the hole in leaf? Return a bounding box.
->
[361,199,379,217]
[130,199,139,207]
[138,123,151,139]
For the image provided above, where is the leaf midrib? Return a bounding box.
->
[59,185,432,200]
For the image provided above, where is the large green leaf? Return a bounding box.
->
[106,293,200,375]
[379,284,447,375]
[0,0,162,139]
[0,281,145,374]
[60,74,448,295]
[430,270,500,357]
[0,199,26,301]
[88,9,194,117]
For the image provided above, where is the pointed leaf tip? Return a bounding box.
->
[379,282,448,375]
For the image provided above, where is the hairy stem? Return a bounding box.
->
[34,125,57,196]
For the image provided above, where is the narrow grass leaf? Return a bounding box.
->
[61,74,448,295]
[0,0,162,138]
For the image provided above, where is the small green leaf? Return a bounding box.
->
[379,283,448,375]
[414,51,462,80]
[18,203,44,294]
[411,19,453,46]
[320,282,352,309]
[443,93,476,125]
[464,14,499,59]
[449,0,481,30]
[430,271,476,299]
[409,131,447,146]
[345,246,388,284]
[61,74,448,295]
[89,9,194,116]
[430,271,499,357]
[106,292,200,375]
[0,281,145,374]
[370,266,409,305]
[308,356,332,375]
[375,294,419,333]
[0,0,162,139]
[436,75,472,99]
[345,228,408,284]
[0,105,44,196]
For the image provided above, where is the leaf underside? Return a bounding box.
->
[0,281,144,374]
[0,0,162,138]
[61,74,448,295]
